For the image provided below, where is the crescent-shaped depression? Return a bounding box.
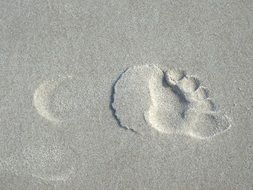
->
[33,76,72,123]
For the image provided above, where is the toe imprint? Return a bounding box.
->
[111,65,231,139]
[195,87,210,100]
[165,68,186,86]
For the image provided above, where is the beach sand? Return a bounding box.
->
[0,0,252,189]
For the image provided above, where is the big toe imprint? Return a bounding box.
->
[111,65,231,139]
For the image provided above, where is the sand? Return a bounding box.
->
[0,0,252,189]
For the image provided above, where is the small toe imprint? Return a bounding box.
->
[195,87,210,100]
[178,76,200,94]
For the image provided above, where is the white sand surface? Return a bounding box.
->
[0,0,252,189]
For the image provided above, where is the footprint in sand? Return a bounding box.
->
[0,133,79,182]
[33,75,92,124]
[21,136,79,182]
[111,65,231,139]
